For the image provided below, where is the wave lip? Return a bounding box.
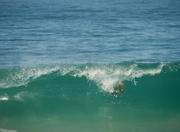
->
[0,66,59,88]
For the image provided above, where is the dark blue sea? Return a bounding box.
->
[0,0,180,132]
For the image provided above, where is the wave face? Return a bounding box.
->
[0,62,180,132]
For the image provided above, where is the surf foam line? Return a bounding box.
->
[0,63,166,92]
[0,128,18,132]
[0,67,59,88]
[68,64,164,92]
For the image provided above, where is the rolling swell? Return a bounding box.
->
[0,62,180,105]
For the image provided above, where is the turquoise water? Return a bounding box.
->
[0,63,180,132]
[1,0,180,131]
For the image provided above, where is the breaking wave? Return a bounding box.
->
[0,62,179,93]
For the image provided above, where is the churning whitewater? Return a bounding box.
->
[0,62,178,93]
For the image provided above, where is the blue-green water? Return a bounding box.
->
[0,0,180,67]
[0,63,180,132]
[0,0,180,131]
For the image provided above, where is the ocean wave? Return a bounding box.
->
[0,63,179,92]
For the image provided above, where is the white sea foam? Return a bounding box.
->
[0,67,59,88]
[0,96,9,101]
[14,92,25,101]
[0,64,164,92]
[81,64,163,92]
[0,128,18,132]
[60,64,164,92]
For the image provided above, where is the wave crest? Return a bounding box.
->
[0,63,175,92]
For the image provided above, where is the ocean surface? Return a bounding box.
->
[0,0,180,132]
